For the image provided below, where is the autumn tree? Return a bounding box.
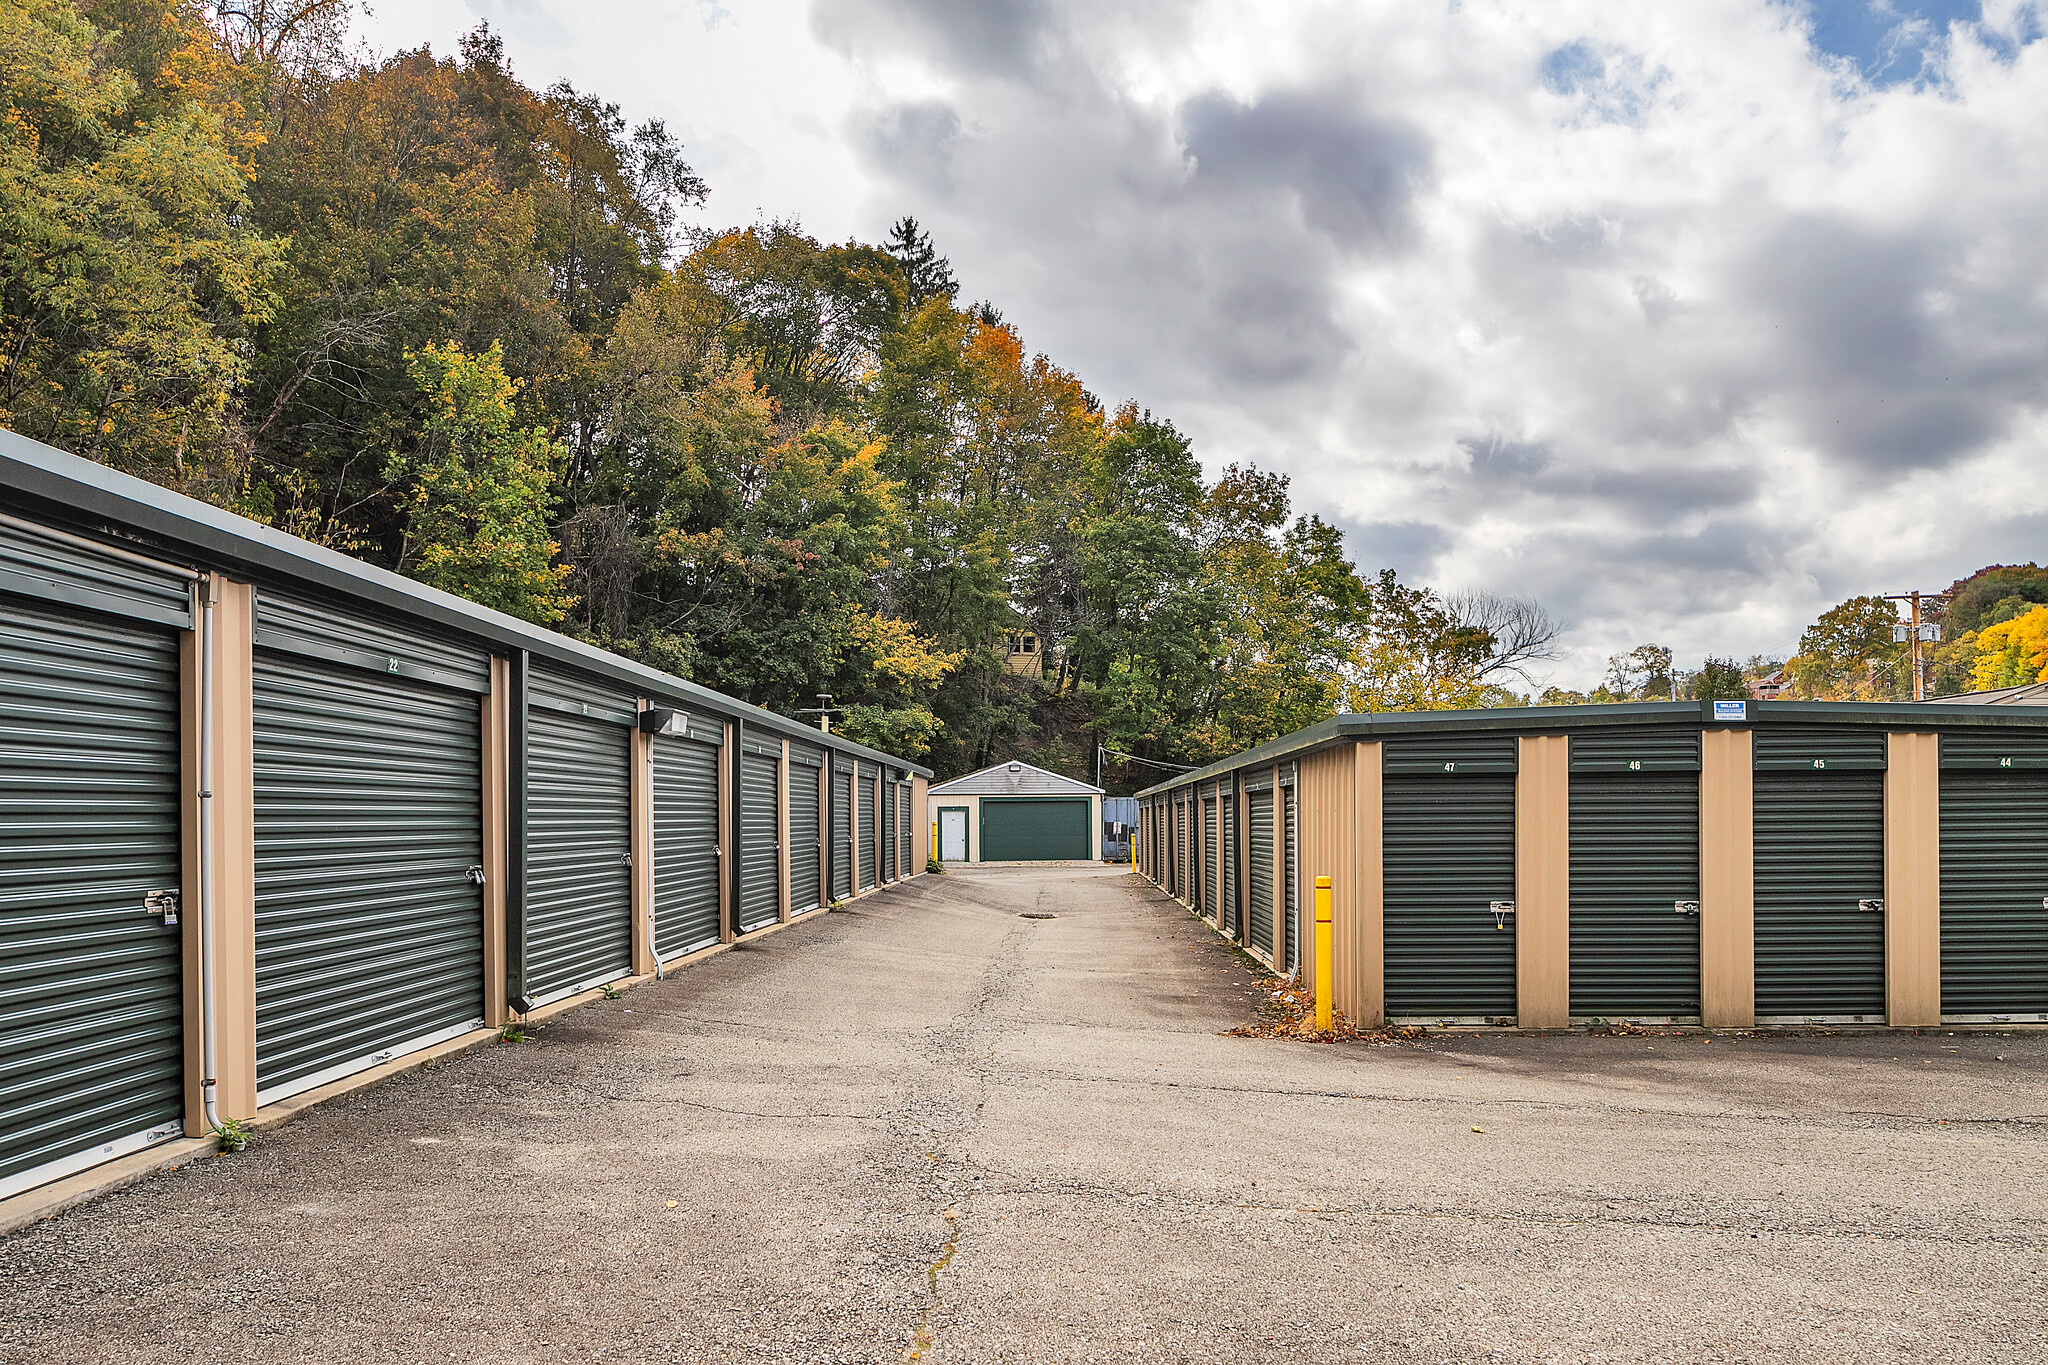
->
[1786,597,1905,700]
[385,342,575,623]
[0,0,282,499]
[1968,605,2048,691]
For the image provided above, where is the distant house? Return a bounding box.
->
[928,760,1103,863]
[1748,670,1792,701]
[1003,631,1043,678]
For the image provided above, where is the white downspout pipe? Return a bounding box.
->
[197,576,221,1135]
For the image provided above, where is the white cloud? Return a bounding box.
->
[353,0,2048,687]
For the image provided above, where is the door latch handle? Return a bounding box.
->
[464,866,487,886]
[1673,900,1701,916]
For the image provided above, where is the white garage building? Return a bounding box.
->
[929,761,1105,863]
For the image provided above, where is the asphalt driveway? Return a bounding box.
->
[2,865,2042,1364]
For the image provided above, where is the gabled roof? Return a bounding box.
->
[930,760,1103,797]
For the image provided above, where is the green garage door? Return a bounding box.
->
[1569,727,1702,1021]
[1221,791,1238,938]
[1203,796,1219,920]
[738,744,781,932]
[1248,783,1275,961]
[652,730,721,960]
[789,751,823,913]
[1940,731,2048,1021]
[858,764,879,891]
[525,681,634,1005]
[1,599,185,1199]
[1381,735,1518,1021]
[252,648,486,1103]
[1753,727,1886,1021]
[831,761,853,901]
[981,798,1091,861]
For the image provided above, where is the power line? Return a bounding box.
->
[1100,745,1199,773]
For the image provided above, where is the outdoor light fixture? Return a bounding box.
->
[639,707,687,737]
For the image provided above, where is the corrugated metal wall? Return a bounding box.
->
[1295,744,1359,1022]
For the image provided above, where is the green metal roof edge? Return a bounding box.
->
[1133,697,2048,797]
[0,427,932,776]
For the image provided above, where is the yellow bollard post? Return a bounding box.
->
[1314,875,1333,1033]
[931,820,938,865]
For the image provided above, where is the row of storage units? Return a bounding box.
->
[1138,701,2048,1031]
[1142,763,1302,973]
[0,428,930,1203]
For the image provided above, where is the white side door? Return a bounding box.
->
[939,808,968,862]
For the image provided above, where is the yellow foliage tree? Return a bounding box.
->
[1970,605,2048,690]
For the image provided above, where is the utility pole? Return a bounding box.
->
[795,692,840,733]
[1882,592,1945,701]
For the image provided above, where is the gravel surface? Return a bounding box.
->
[2,865,2043,1364]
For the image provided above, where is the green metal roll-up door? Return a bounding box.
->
[1248,784,1275,961]
[981,797,1091,861]
[831,760,853,901]
[1382,735,1518,1020]
[899,783,914,878]
[858,765,879,890]
[1939,732,2048,1020]
[739,745,781,932]
[1569,727,1702,1020]
[884,778,898,882]
[1284,777,1299,971]
[252,647,486,1103]
[789,752,822,912]
[0,600,185,1200]
[0,518,195,629]
[653,732,720,960]
[1176,797,1185,892]
[1221,792,1238,937]
[526,696,633,1004]
[1753,727,1886,1021]
[1203,796,1220,918]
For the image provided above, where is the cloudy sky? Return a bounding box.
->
[358,1,2048,688]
